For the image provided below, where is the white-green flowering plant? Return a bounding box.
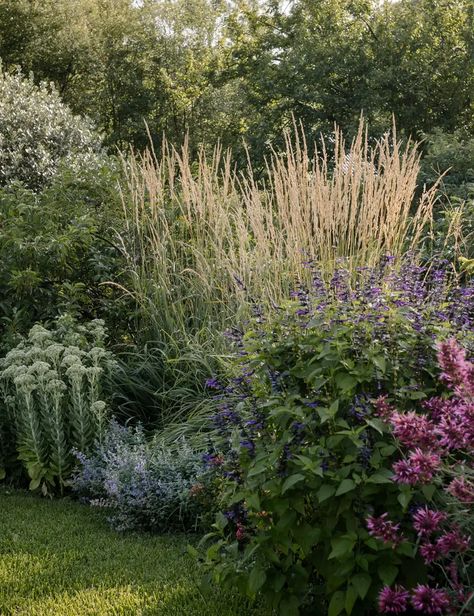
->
[0,315,116,492]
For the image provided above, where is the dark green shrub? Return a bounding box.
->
[0,163,126,352]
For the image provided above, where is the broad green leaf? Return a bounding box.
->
[366,469,393,484]
[329,536,356,559]
[248,565,267,595]
[345,586,359,614]
[317,484,336,503]
[398,489,413,510]
[335,373,358,392]
[328,590,346,616]
[378,564,398,586]
[282,473,305,494]
[422,484,436,501]
[335,479,356,496]
[351,573,371,599]
[372,355,386,373]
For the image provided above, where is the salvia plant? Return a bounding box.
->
[72,420,216,533]
[198,258,474,615]
[0,315,116,492]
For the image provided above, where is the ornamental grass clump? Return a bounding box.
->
[0,315,116,492]
[198,259,474,616]
[113,120,442,427]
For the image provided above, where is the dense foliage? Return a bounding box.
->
[0,316,116,492]
[200,260,474,614]
[0,0,472,160]
[0,167,124,350]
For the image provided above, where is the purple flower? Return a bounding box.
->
[205,377,221,390]
[378,586,410,613]
[411,585,450,614]
[367,513,403,545]
[411,507,446,536]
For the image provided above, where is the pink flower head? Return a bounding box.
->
[446,476,474,503]
[378,586,410,613]
[375,396,396,421]
[390,411,435,449]
[436,529,470,555]
[419,541,441,564]
[367,513,403,545]
[437,339,474,400]
[412,507,447,536]
[435,414,467,450]
[393,449,441,485]
[411,585,450,614]
[392,459,420,485]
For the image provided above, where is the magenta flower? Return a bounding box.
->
[436,529,470,555]
[446,476,474,503]
[375,395,396,421]
[393,449,440,485]
[411,585,450,614]
[392,459,420,484]
[437,338,474,399]
[378,586,410,613]
[412,507,446,536]
[419,541,441,564]
[367,513,403,545]
[390,412,436,449]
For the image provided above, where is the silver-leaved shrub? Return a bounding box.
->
[0,315,117,492]
[0,69,104,191]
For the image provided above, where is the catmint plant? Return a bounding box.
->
[72,421,216,533]
[0,315,116,492]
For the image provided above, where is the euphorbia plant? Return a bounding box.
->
[199,260,474,615]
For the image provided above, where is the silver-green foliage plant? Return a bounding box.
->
[0,69,104,191]
[0,316,116,492]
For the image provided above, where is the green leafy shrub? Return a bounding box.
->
[0,316,117,492]
[73,420,216,533]
[0,69,104,191]
[200,260,474,615]
[0,164,125,351]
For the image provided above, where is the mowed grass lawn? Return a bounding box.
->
[0,490,263,616]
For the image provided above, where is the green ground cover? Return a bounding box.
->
[0,490,258,616]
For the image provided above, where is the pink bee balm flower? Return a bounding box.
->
[411,585,450,614]
[390,411,436,449]
[436,529,470,555]
[366,513,403,545]
[412,507,447,536]
[393,449,441,485]
[437,339,474,400]
[446,476,474,503]
[419,541,441,564]
[392,459,420,485]
[378,586,410,613]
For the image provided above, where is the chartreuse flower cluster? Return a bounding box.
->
[198,259,474,616]
[0,315,116,492]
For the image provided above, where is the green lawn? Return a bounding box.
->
[0,490,261,616]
